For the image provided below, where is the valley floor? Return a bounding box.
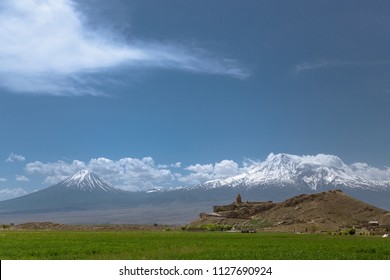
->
[0,229,389,260]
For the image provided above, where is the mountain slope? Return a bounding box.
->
[0,170,129,213]
[59,169,121,193]
[203,153,390,191]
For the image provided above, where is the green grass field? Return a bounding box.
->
[0,230,389,260]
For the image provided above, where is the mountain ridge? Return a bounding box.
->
[201,153,390,191]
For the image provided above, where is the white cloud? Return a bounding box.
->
[179,160,241,185]
[0,188,28,201]
[159,162,182,169]
[88,157,175,190]
[25,156,243,190]
[15,175,30,182]
[350,162,390,181]
[0,177,7,182]
[0,0,249,96]
[177,172,214,186]
[6,153,26,163]
[26,157,175,191]
[294,59,390,73]
[185,163,214,174]
[26,159,86,184]
[214,160,239,177]
[294,60,339,73]
[266,153,346,169]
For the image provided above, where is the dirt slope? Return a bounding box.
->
[191,190,390,232]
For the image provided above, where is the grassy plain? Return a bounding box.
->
[0,230,389,260]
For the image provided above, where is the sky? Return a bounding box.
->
[1,0,390,199]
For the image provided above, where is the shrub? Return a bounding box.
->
[181,224,233,232]
[205,224,232,231]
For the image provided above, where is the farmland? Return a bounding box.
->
[0,230,389,260]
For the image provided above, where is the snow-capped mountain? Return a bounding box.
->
[0,169,127,213]
[202,153,390,191]
[59,169,121,193]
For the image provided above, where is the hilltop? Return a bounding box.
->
[189,190,390,233]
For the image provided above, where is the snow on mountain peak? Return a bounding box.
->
[203,153,390,191]
[69,169,91,181]
[60,169,120,193]
[265,153,345,169]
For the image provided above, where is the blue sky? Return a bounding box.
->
[1,0,390,199]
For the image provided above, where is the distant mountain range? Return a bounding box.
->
[0,153,389,224]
